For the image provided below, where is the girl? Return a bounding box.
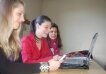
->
[47,23,63,55]
[21,15,54,63]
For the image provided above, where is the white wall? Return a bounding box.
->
[23,0,42,20]
[41,0,106,68]
[21,0,42,37]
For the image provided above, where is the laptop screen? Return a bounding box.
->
[88,33,98,60]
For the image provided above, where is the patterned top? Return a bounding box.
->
[49,39,60,55]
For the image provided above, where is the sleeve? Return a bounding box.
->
[6,63,41,74]
[0,51,41,74]
[21,39,34,63]
[21,45,53,63]
[21,36,38,63]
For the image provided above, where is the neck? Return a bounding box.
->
[35,35,41,40]
[35,31,42,39]
[35,31,42,43]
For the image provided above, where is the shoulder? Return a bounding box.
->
[21,32,35,43]
[42,38,48,42]
[0,48,7,60]
[41,38,49,46]
[0,47,4,54]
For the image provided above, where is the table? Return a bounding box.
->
[40,60,106,74]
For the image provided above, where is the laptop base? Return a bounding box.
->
[60,63,89,69]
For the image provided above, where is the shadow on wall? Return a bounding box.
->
[94,59,106,71]
[104,65,106,71]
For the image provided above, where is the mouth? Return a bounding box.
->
[52,36,56,38]
[44,32,48,35]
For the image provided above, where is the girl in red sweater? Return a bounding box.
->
[21,15,53,63]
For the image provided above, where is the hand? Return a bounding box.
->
[53,55,62,61]
[48,59,61,71]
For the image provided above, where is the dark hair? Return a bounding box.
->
[30,15,52,33]
[47,23,63,49]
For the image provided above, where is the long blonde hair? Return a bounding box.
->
[0,0,24,61]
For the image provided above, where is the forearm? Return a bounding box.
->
[6,63,41,74]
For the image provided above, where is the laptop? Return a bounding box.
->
[60,33,98,69]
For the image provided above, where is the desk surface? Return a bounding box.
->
[40,60,106,74]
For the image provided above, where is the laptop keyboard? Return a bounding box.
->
[60,57,89,69]
[64,57,87,65]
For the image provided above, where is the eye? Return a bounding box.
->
[50,31,53,33]
[18,12,23,16]
[54,31,57,33]
[17,12,24,19]
[16,12,20,16]
[45,26,49,29]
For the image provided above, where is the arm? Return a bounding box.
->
[0,49,61,74]
[0,50,41,74]
[7,63,41,74]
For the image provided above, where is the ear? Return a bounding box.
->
[36,23,40,29]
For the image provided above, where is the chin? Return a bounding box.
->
[51,37,56,40]
[13,27,18,30]
[51,38,55,40]
[43,35,47,38]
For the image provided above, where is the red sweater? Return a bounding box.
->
[21,32,53,63]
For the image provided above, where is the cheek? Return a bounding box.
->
[43,28,48,33]
[14,16,19,23]
[49,33,53,36]
[40,29,46,35]
[13,18,20,29]
[55,33,57,36]
[49,33,53,38]
[53,33,57,39]
[41,28,45,33]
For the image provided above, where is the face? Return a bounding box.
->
[12,4,25,29]
[49,27,57,40]
[37,21,51,38]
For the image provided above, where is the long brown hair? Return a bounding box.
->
[0,0,24,61]
[47,23,63,49]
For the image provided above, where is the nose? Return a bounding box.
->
[20,15,25,23]
[53,32,55,34]
[21,16,25,22]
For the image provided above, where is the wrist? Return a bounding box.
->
[40,62,50,72]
